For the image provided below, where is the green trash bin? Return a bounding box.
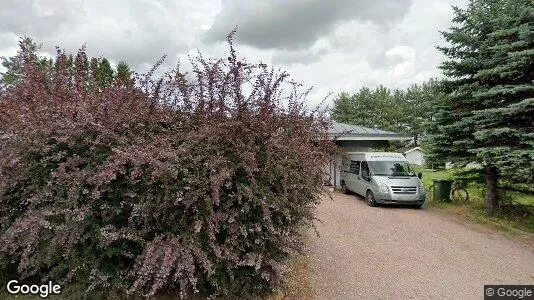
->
[433,179,453,202]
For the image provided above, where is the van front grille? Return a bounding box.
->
[391,186,417,194]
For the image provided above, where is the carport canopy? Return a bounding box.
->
[326,122,411,187]
[328,122,411,142]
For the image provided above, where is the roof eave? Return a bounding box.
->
[330,135,412,141]
[403,147,424,154]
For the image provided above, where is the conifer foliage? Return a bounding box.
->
[331,80,441,146]
[431,0,533,213]
[0,34,332,298]
[1,37,133,91]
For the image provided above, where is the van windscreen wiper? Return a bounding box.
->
[391,173,416,177]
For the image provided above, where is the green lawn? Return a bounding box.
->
[414,167,453,190]
[415,166,534,233]
[510,192,534,206]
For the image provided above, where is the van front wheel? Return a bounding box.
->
[366,190,377,207]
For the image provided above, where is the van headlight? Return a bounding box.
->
[418,181,425,194]
[378,183,389,194]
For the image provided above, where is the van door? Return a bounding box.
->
[356,161,371,196]
[347,160,360,193]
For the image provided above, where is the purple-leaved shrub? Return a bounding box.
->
[0,34,333,298]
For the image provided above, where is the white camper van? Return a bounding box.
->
[340,152,426,208]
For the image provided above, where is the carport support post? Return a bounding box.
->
[329,159,333,186]
[333,162,337,189]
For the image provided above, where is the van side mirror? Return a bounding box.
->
[417,172,422,179]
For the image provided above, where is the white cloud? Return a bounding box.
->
[1,0,468,107]
[385,46,416,77]
[1,0,221,71]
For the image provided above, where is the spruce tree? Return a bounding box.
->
[116,61,133,85]
[432,0,533,213]
[97,58,115,88]
[0,37,46,88]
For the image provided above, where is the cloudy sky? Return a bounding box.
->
[1,0,467,105]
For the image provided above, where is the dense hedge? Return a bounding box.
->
[0,36,332,297]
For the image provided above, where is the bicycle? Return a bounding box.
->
[451,181,469,202]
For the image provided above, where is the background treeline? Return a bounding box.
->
[331,79,443,147]
[1,37,133,90]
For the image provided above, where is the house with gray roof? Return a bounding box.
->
[326,122,411,187]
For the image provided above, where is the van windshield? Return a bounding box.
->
[369,161,415,177]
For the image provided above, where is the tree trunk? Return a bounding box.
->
[484,165,499,214]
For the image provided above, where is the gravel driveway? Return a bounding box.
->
[305,192,534,299]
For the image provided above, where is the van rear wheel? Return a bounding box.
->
[366,190,377,207]
[341,181,348,194]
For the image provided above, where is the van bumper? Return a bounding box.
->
[375,192,426,205]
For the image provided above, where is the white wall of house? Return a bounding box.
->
[404,150,425,166]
